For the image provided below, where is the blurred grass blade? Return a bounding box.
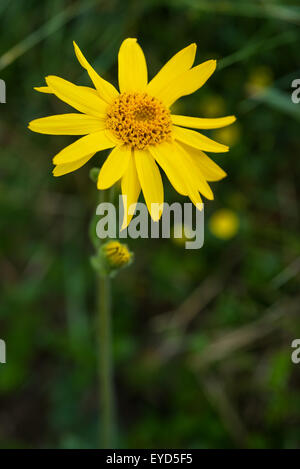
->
[172,0,300,23]
[252,87,300,122]
[219,31,297,70]
[0,0,10,16]
[0,0,99,71]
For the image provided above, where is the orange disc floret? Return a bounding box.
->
[106,92,172,149]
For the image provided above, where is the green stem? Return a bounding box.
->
[96,188,115,448]
[98,272,114,448]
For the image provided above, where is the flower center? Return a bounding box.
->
[106,92,172,150]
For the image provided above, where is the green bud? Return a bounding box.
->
[89,167,100,183]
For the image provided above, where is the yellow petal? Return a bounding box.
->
[173,125,229,153]
[53,153,94,176]
[179,142,227,181]
[150,142,203,208]
[45,76,108,118]
[29,113,105,135]
[172,142,204,207]
[134,149,164,221]
[198,178,213,200]
[176,143,214,200]
[171,114,236,129]
[97,145,131,190]
[148,142,188,196]
[157,60,216,107]
[121,154,141,229]
[34,86,53,94]
[73,41,119,104]
[118,38,148,93]
[147,43,196,98]
[53,130,115,165]
[34,84,103,96]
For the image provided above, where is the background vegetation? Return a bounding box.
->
[0,0,299,449]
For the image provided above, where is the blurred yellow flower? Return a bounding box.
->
[29,39,236,227]
[246,66,273,94]
[171,222,195,247]
[209,209,239,240]
[199,95,226,117]
[213,123,240,146]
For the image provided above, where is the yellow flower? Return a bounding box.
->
[209,209,239,240]
[213,123,240,146]
[29,39,236,227]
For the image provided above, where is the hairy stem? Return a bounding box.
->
[96,188,115,448]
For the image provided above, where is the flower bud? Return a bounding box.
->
[102,241,133,269]
[89,167,100,183]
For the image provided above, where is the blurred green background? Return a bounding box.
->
[0,0,300,449]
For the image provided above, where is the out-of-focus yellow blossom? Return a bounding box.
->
[245,66,273,95]
[213,123,240,146]
[199,95,226,117]
[209,209,239,240]
[171,222,195,247]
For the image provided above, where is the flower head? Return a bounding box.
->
[91,240,133,276]
[29,38,236,228]
[102,240,132,269]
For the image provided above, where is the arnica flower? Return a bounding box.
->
[29,39,236,228]
[209,208,239,240]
